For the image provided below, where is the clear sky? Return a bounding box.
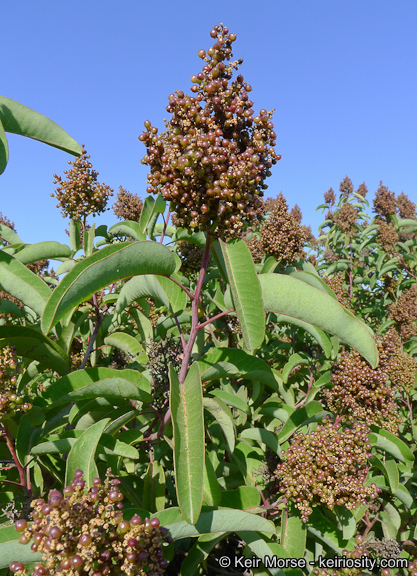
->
[1,1,417,247]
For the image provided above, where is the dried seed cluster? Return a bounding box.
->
[323,188,336,205]
[376,219,399,253]
[0,346,31,420]
[260,193,309,265]
[113,187,144,222]
[11,469,170,576]
[323,337,402,434]
[52,147,113,220]
[339,176,354,199]
[333,203,359,236]
[275,419,378,522]
[373,181,397,219]
[389,285,417,341]
[140,24,279,237]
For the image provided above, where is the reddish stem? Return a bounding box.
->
[3,423,26,488]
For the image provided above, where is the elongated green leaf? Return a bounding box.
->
[278,401,328,444]
[210,389,250,414]
[307,508,345,553]
[170,363,205,524]
[175,228,207,247]
[103,332,147,364]
[203,456,222,506]
[65,418,110,487]
[199,347,277,390]
[240,428,280,454]
[0,251,51,316]
[0,95,81,157]
[143,460,166,512]
[109,220,145,241]
[384,459,400,493]
[221,486,261,509]
[203,397,235,453]
[238,533,288,576]
[69,219,82,252]
[220,239,265,351]
[0,540,42,569]
[41,241,176,333]
[336,508,357,541]
[282,353,309,383]
[180,533,225,576]
[273,314,333,357]
[0,117,8,174]
[281,511,306,558]
[139,194,166,237]
[0,224,21,245]
[13,241,71,264]
[259,274,378,367]
[155,507,276,539]
[115,273,186,316]
[38,367,152,406]
[0,325,70,374]
[369,430,414,464]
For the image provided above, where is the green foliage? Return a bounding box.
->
[1,28,417,576]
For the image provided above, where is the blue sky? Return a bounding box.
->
[1,1,417,247]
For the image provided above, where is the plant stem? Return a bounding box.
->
[3,423,26,488]
[178,236,211,384]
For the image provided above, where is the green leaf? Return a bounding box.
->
[170,363,205,524]
[65,418,110,487]
[156,507,276,539]
[0,325,70,374]
[277,401,328,444]
[240,428,280,454]
[220,238,265,351]
[0,251,51,316]
[369,430,414,464]
[203,456,222,506]
[220,486,261,509]
[281,511,306,558]
[0,224,21,245]
[139,194,166,237]
[0,539,42,569]
[115,273,186,316]
[238,533,288,576]
[143,460,166,513]
[38,367,152,406]
[203,397,235,453]
[384,459,400,493]
[103,332,147,364]
[199,347,277,390]
[0,117,8,174]
[210,389,250,415]
[108,220,145,241]
[13,241,71,264]
[307,508,345,553]
[41,241,176,333]
[69,219,82,252]
[179,533,226,576]
[336,508,356,541]
[0,95,81,173]
[259,274,378,367]
[282,353,309,383]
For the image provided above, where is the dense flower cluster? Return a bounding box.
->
[176,241,205,277]
[323,337,402,434]
[113,187,144,222]
[140,24,279,237]
[275,418,378,522]
[376,219,399,253]
[260,193,309,265]
[323,188,336,205]
[333,202,359,236]
[52,147,113,220]
[0,346,31,420]
[373,181,396,219]
[11,469,170,575]
[397,192,416,219]
[389,285,417,340]
[339,176,354,199]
